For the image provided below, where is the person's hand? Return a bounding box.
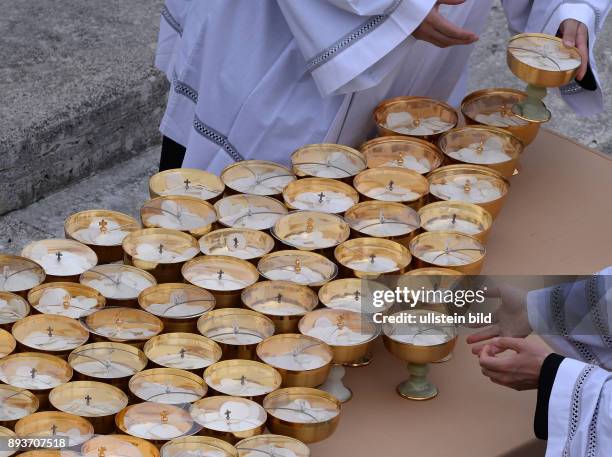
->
[466,284,532,355]
[413,0,479,48]
[559,19,589,80]
[478,337,551,391]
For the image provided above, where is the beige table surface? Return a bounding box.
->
[309,130,612,457]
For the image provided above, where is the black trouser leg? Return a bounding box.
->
[159,136,187,171]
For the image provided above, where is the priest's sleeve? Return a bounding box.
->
[275,0,436,96]
[155,0,190,79]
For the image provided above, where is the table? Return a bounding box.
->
[310,130,612,457]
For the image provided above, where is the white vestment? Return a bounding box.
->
[155,0,610,173]
[528,266,612,457]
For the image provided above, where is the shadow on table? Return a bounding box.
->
[499,439,546,457]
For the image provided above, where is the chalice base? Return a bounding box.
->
[319,364,353,402]
[396,363,438,401]
[511,84,551,122]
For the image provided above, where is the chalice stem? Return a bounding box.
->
[397,362,438,400]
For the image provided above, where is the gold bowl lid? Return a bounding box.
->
[0,328,15,358]
[82,435,160,457]
[271,211,350,251]
[12,314,89,353]
[360,136,443,174]
[374,96,458,137]
[461,88,531,128]
[123,228,200,264]
[15,411,94,446]
[0,254,45,293]
[0,426,16,457]
[68,342,147,380]
[256,334,333,373]
[0,291,30,326]
[507,33,581,79]
[80,264,157,301]
[0,352,72,391]
[129,368,207,404]
[299,309,379,348]
[203,360,282,397]
[383,309,457,347]
[241,281,318,317]
[21,239,98,277]
[141,196,217,235]
[65,210,141,247]
[214,195,288,230]
[190,396,267,433]
[318,278,393,314]
[418,201,493,238]
[149,168,225,202]
[353,167,429,203]
[236,434,310,457]
[334,238,411,275]
[197,309,275,347]
[0,385,39,421]
[282,178,358,214]
[139,283,215,320]
[28,282,105,318]
[257,251,337,287]
[82,307,163,343]
[49,381,129,417]
[221,160,296,196]
[116,402,198,441]
[438,126,523,166]
[428,164,509,204]
[182,256,260,292]
[263,387,340,425]
[161,436,237,457]
[291,144,366,179]
[409,231,486,267]
[199,228,275,260]
[344,201,420,238]
[143,333,222,371]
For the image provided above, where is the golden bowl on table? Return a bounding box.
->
[427,164,509,218]
[0,292,30,331]
[199,228,275,263]
[28,282,104,318]
[138,283,215,333]
[197,309,275,361]
[11,314,89,357]
[161,436,237,457]
[241,281,318,334]
[290,144,366,182]
[123,228,200,284]
[203,360,282,401]
[221,160,296,198]
[409,231,486,274]
[82,435,160,457]
[271,211,350,252]
[82,307,163,348]
[374,96,458,142]
[353,167,429,209]
[334,238,411,279]
[0,385,39,429]
[263,387,340,444]
[129,368,207,404]
[282,178,358,214]
[141,196,217,239]
[149,168,225,202]
[80,264,157,308]
[401,267,465,315]
[0,328,15,358]
[256,334,333,388]
[68,342,147,388]
[318,278,393,314]
[21,239,98,283]
[182,256,260,309]
[236,434,310,457]
[16,451,80,457]
[214,195,288,230]
[49,381,129,434]
[418,201,493,244]
[257,251,337,288]
[143,333,222,372]
[0,255,45,298]
[461,88,541,145]
[360,136,443,174]
[0,426,16,457]
[15,411,94,447]
[64,210,141,264]
[438,126,523,178]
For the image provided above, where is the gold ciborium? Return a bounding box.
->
[203,359,281,401]
[360,136,443,174]
[15,411,94,447]
[143,333,222,372]
[257,251,337,289]
[199,228,275,264]
[241,281,318,334]
[0,426,16,457]
[221,160,296,198]
[161,436,237,457]
[0,292,30,331]
[11,314,89,358]
[334,238,411,280]
[141,196,217,239]
[353,167,429,209]
[49,381,128,434]
[82,435,160,457]
[82,307,163,348]
[190,396,267,444]
[409,231,486,274]
[129,368,207,404]
[418,201,493,244]
[236,434,310,457]
[28,282,105,318]
[256,334,333,388]
[149,168,225,202]
[80,264,157,308]
[214,195,288,230]
[271,211,350,253]
[64,210,141,264]
[383,309,457,400]
[21,239,97,283]
[282,178,358,214]
[197,309,275,360]
[263,387,340,444]
[0,385,39,429]
[291,144,366,182]
[138,283,215,333]
[0,328,15,358]
[0,255,45,298]
[318,278,392,315]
